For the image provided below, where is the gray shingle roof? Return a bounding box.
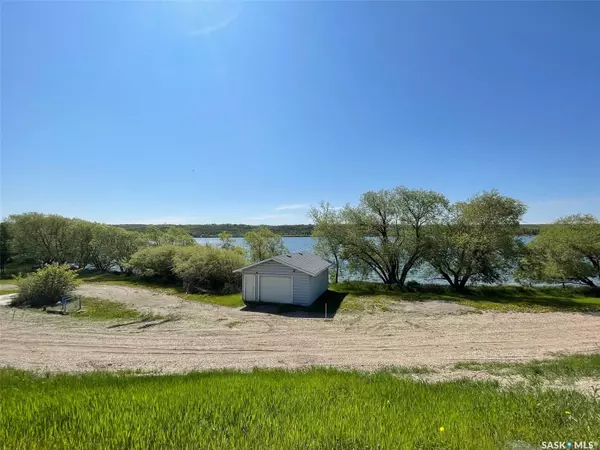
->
[234,252,331,276]
[271,252,331,276]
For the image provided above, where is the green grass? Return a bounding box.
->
[454,353,600,381]
[0,278,18,285]
[1,368,598,450]
[330,281,600,313]
[0,288,19,295]
[78,272,244,307]
[37,297,164,322]
[73,297,163,321]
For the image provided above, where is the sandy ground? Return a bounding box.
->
[1,284,599,375]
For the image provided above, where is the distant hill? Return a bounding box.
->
[116,223,542,238]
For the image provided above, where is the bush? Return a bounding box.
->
[172,245,245,294]
[127,245,182,280]
[12,264,81,307]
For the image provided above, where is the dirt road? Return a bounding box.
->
[1,285,599,373]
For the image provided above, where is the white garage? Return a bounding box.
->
[235,252,331,306]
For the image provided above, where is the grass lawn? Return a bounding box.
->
[73,297,163,321]
[330,281,600,313]
[78,272,244,307]
[33,297,164,321]
[1,363,599,450]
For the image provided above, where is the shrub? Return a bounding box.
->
[172,245,245,293]
[12,264,81,307]
[127,245,182,280]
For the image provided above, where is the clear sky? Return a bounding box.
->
[1,1,599,225]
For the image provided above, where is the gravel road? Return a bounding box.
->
[1,285,599,373]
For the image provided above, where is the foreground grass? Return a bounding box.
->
[331,282,600,313]
[1,368,599,450]
[79,272,244,307]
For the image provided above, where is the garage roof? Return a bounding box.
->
[234,252,332,277]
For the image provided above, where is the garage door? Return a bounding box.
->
[260,276,293,304]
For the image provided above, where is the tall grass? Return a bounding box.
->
[1,369,598,449]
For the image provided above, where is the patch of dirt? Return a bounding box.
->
[0,284,17,291]
[388,300,476,315]
[1,284,599,374]
[413,370,600,397]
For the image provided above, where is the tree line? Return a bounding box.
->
[115,223,541,238]
[116,223,315,237]
[0,213,290,297]
[309,187,600,289]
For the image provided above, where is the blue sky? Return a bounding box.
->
[2,1,599,225]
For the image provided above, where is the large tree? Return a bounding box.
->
[8,213,73,264]
[308,202,345,283]
[0,221,13,276]
[90,225,145,272]
[516,214,600,287]
[314,187,448,286]
[243,226,288,262]
[425,190,526,289]
[66,219,97,270]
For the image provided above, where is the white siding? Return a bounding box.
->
[309,269,329,303]
[241,260,311,305]
[291,273,311,306]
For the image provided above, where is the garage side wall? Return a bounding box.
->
[309,269,329,303]
[242,261,311,305]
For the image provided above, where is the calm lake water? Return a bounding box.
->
[195,237,316,253]
[195,236,537,284]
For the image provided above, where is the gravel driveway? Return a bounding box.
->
[1,285,599,373]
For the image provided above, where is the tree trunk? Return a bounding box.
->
[334,255,339,284]
[578,277,597,288]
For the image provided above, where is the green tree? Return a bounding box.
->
[8,213,73,264]
[425,190,527,290]
[90,225,145,272]
[145,226,195,246]
[243,226,288,262]
[323,187,448,286]
[172,245,245,293]
[516,214,600,287]
[66,219,97,270]
[0,221,13,276]
[128,245,182,280]
[13,264,81,307]
[218,231,235,249]
[308,202,345,283]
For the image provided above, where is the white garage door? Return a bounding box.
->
[260,276,293,304]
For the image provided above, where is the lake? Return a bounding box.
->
[195,236,316,253]
[195,236,536,284]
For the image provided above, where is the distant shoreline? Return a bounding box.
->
[115,223,542,238]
